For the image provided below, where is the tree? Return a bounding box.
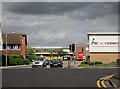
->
[26,47,36,61]
[57,49,68,59]
[48,49,53,60]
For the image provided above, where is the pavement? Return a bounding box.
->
[0,64,32,69]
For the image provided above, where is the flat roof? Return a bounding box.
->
[32,47,68,49]
[87,32,120,35]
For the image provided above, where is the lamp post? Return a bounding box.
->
[6,33,7,66]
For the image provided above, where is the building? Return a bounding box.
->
[75,45,89,61]
[87,32,120,63]
[32,47,73,60]
[2,32,27,59]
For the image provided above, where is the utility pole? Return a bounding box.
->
[6,33,7,66]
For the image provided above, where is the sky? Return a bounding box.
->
[1,1,118,47]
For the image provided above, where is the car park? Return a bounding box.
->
[32,57,46,68]
[50,59,63,68]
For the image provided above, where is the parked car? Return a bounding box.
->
[45,60,50,65]
[32,57,46,68]
[50,59,63,68]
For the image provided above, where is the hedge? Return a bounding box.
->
[89,61,103,65]
[8,54,31,65]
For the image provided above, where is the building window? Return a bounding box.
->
[13,45,19,49]
[3,44,6,49]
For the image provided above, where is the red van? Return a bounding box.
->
[77,52,83,61]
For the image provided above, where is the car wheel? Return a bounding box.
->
[32,65,34,68]
[35,66,37,68]
[44,65,46,68]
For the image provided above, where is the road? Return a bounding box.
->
[2,67,118,88]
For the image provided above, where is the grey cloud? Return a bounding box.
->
[2,2,118,47]
[68,2,118,20]
[3,2,91,15]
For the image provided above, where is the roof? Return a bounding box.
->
[2,33,27,45]
[32,47,68,49]
[87,32,120,35]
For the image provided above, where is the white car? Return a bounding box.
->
[32,57,46,68]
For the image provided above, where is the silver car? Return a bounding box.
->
[32,57,46,68]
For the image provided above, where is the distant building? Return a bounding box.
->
[2,32,27,59]
[87,32,120,63]
[75,45,90,61]
[32,47,73,60]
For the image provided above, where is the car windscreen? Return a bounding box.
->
[52,60,59,63]
[35,58,44,61]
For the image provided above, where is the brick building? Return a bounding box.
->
[2,32,27,59]
[32,47,73,60]
[75,45,90,60]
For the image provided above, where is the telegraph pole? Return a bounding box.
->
[6,33,7,66]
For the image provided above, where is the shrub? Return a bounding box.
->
[86,59,90,64]
[89,62,94,65]
[8,54,30,65]
[95,61,103,65]
[9,58,25,65]
[9,58,17,65]
[81,62,87,64]
[89,61,102,65]
[24,59,31,65]
[80,63,88,67]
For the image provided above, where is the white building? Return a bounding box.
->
[87,32,120,63]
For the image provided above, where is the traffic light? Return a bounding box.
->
[69,44,75,52]
[69,44,72,51]
[72,44,75,52]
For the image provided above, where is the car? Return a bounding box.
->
[45,60,50,65]
[32,57,46,68]
[50,59,63,68]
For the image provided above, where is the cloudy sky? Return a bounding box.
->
[2,2,118,47]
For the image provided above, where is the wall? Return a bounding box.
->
[20,36,26,59]
[90,53,120,63]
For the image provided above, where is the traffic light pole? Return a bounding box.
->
[68,43,76,67]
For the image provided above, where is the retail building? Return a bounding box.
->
[87,32,120,63]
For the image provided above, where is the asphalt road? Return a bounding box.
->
[2,67,118,88]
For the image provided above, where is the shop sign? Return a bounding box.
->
[91,38,120,46]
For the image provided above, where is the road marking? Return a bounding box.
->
[101,78,107,88]
[97,74,114,88]
[97,80,101,88]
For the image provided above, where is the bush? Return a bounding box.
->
[95,61,103,65]
[8,54,31,65]
[86,59,90,64]
[16,58,25,65]
[89,62,94,65]
[24,59,31,65]
[9,58,25,65]
[89,61,102,65]
[80,63,88,67]
[81,62,87,64]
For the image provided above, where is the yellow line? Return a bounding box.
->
[97,80,101,88]
[101,78,107,88]
[97,74,114,88]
